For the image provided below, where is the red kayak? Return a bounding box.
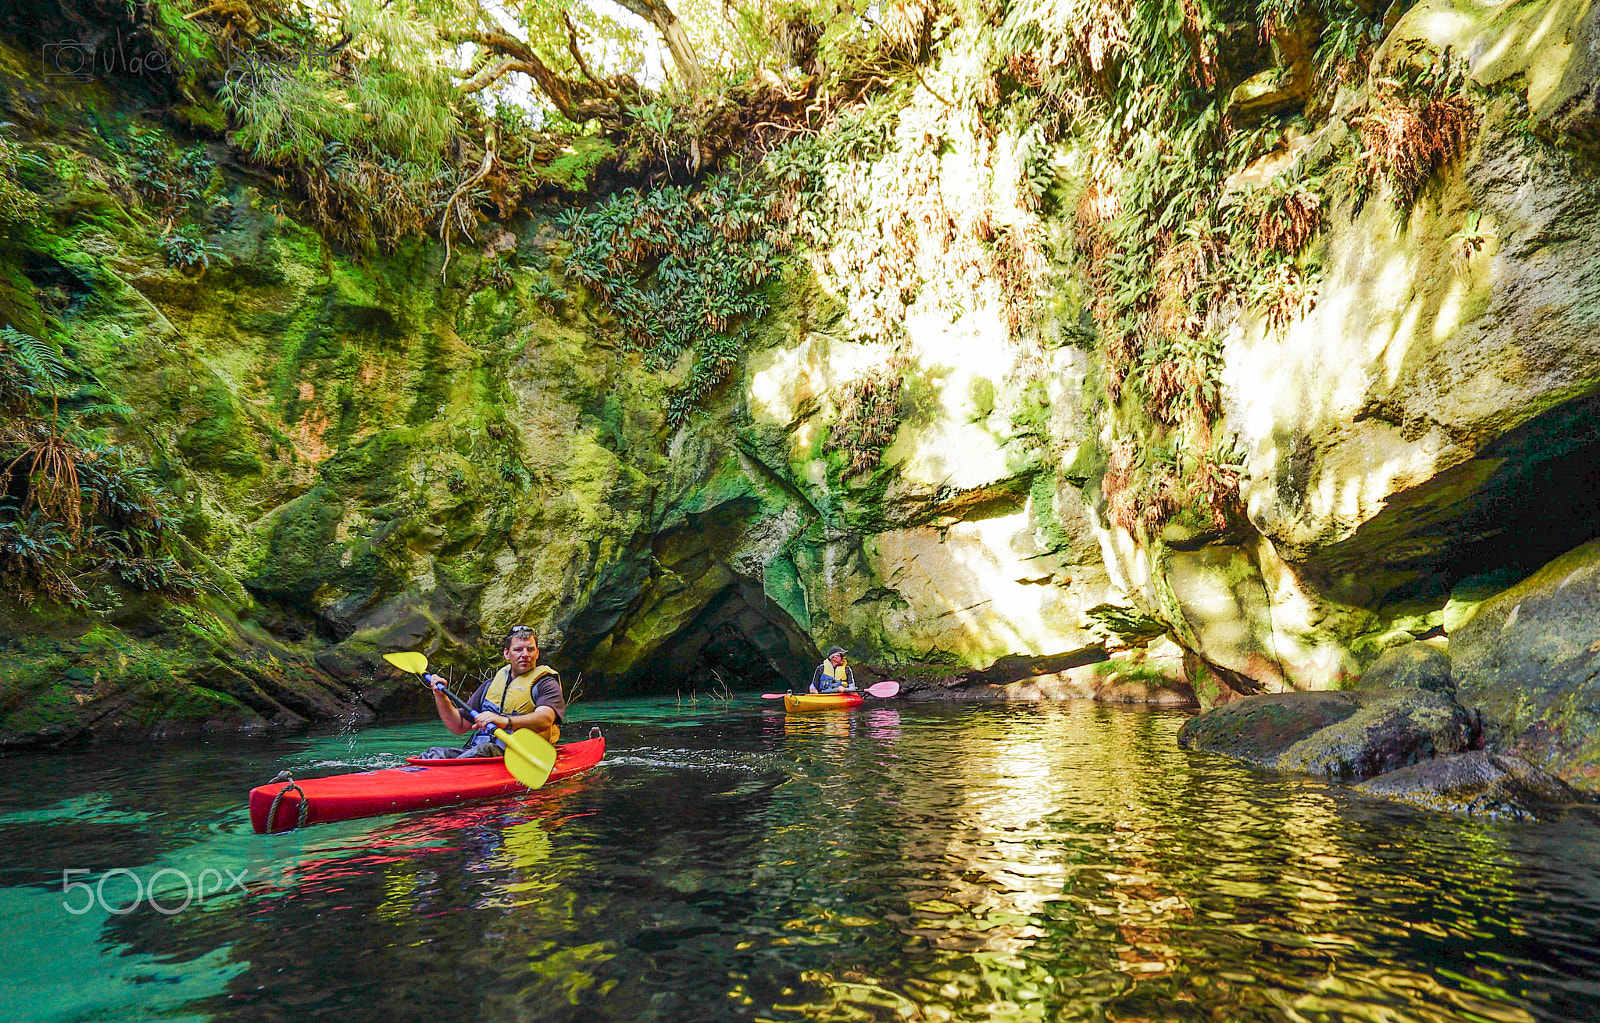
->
[249,735,606,834]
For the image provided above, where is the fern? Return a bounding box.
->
[0,326,67,386]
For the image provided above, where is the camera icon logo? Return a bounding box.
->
[42,41,95,83]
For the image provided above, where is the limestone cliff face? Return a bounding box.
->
[1188,0,1600,691]
[1082,0,1600,789]
[3,0,1600,790]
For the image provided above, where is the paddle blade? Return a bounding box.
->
[759,693,789,700]
[866,680,900,698]
[384,651,430,675]
[498,728,557,790]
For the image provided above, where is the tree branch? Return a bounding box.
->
[446,30,623,122]
[610,0,706,93]
[563,11,615,99]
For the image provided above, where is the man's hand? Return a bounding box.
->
[472,710,510,730]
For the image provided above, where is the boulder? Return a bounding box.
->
[1177,691,1361,769]
[1356,641,1453,695]
[1228,67,1308,120]
[1274,686,1476,781]
[1178,681,1477,781]
[1451,538,1600,793]
[1356,752,1586,820]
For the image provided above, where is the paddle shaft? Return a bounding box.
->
[424,673,486,727]
[424,675,529,747]
[761,680,899,699]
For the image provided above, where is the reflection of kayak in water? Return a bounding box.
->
[783,692,864,713]
[249,734,606,834]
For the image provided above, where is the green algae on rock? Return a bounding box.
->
[2,0,1600,774]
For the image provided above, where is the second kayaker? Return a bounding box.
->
[421,625,566,759]
[808,646,858,693]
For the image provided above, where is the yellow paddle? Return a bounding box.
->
[383,651,557,789]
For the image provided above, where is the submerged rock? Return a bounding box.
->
[1356,752,1586,820]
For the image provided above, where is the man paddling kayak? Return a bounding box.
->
[808,646,858,693]
[421,625,566,759]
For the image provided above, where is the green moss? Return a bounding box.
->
[144,0,220,87]
[968,376,997,422]
[1028,469,1072,553]
[3,682,79,734]
[1183,656,1231,710]
[1094,655,1181,687]
[535,136,617,192]
[763,554,811,630]
[247,488,346,601]
[178,384,265,475]
[157,682,252,724]
[170,101,227,134]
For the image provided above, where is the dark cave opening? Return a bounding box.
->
[1437,398,1600,591]
[632,581,818,695]
[1319,390,1600,605]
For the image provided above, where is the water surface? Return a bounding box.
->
[2,698,1599,1022]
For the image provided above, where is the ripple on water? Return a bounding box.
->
[2,700,1599,1022]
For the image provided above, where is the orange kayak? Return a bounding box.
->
[783,692,864,713]
[249,735,605,834]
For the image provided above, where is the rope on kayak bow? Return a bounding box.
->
[264,771,309,834]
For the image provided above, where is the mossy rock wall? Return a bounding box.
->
[4,0,1600,751]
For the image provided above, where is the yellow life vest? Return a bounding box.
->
[484,664,558,716]
[819,658,850,685]
[480,665,561,744]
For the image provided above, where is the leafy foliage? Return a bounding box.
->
[158,223,222,273]
[998,0,1268,534]
[0,123,47,229]
[1448,210,1492,279]
[146,0,919,254]
[0,327,208,604]
[127,128,217,223]
[1245,176,1324,256]
[562,173,788,425]
[828,357,908,477]
[1312,0,1394,83]
[0,507,81,604]
[1358,65,1479,208]
[527,274,569,312]
[995,0,1462,539]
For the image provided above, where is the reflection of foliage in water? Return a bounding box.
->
[0,702,1581,1022]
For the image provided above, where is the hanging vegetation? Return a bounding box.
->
[827,356,910,478]
[993,0,1480,540]
[0,328,205,605]
[1358,65,1480,208]
[561,174,789,426]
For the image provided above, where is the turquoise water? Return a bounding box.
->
[2,697,1599,1022]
